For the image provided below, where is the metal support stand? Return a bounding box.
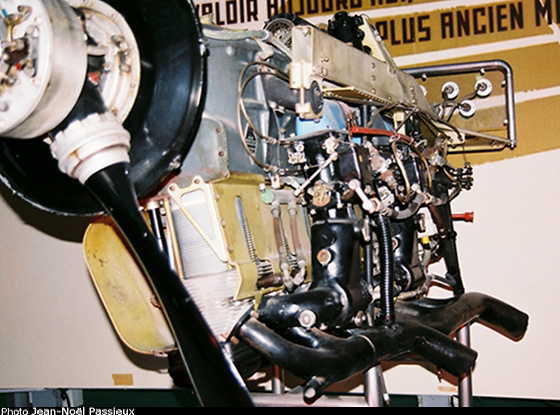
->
[272,365,285,395]
[457,324,473,407]
[364,365,388,407]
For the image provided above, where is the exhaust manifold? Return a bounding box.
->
[238,292,528,403]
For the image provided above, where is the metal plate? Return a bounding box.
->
[83,215,175,354]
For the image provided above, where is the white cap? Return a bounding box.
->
[51,112,131,183]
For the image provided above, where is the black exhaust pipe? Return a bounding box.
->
[395,292,529,341]
[237,292,528,403]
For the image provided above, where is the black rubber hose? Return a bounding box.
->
[85,163,254,407]
[363,223,375,319]
[373,213,395,326]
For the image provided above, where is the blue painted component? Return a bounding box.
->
[296,100,347,136]
[351,136,362,145]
